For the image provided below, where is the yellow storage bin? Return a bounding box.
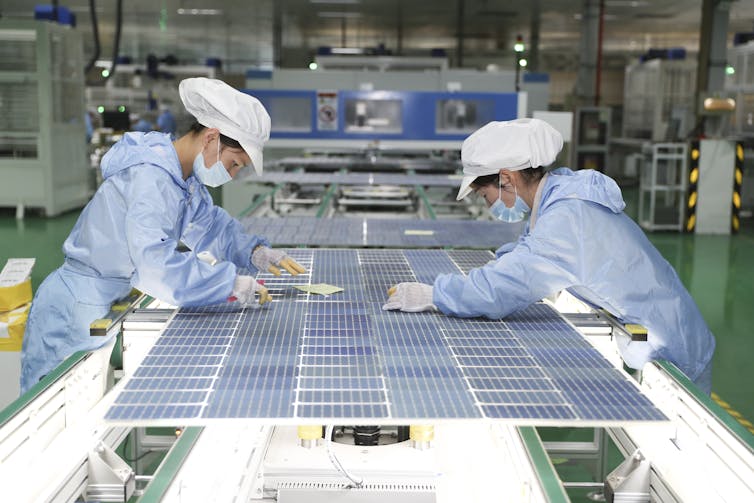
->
[0,303,31,352]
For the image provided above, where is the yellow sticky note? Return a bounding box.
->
[403,229,435,236]
[294,284,344,296]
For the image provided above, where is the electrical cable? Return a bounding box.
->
[103,0,123,81]
[324,425,363,488]
[121,430,161,463]
[84,0,100,74]
[124,448,157,463]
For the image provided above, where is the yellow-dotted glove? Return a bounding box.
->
[251,246,307,276]
[231,275,271,306]
[382,282,436,313]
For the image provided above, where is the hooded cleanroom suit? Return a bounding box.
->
[20,132,268,393]
[433,168,715,392]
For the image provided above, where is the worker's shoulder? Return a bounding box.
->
[537,196,589,220]
[127,159,183,181]
[120,162,187,197]
[533,198,620,239]
[541,195,622,219]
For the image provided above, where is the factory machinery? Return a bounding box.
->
[222,85,524,222]
[0,272,753,503]
[0,20,90,217]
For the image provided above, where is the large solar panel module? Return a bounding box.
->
[241,217,524,248]
[106,249,667,426]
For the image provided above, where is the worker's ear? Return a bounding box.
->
[203,128,220,147]
[498,168,514,187]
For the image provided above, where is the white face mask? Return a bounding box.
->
[488,179,530,223]
[193,139,231,187]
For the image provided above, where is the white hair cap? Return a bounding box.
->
[456,118,563,200]
[179,77,271,175]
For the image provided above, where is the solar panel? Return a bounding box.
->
[106,249,666,425]
[244,172,463,187]
[270,156,457,173]
[242,217,524,249]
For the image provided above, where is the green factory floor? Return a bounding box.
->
[1,184,753,500]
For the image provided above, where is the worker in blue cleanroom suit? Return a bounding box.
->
[384,119,716,394]
[20,78,305,394]
[84,110,94,143]
[131,115,154,132]
[157,105,177,138]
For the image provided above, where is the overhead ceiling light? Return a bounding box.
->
[317,11,363,18]
[177,8,223,16]
[330,47,365,54]
[703,97,735,112]
[573,13,617,21]
[310,0,361,4]
[604,1,649,6]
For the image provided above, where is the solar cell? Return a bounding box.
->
[241,217,523,249]
[106,249,666,425]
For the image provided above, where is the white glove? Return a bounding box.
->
[232,275,271,306]
[382,282,436,313]
[251,246,307,276]
[197,251,219,266]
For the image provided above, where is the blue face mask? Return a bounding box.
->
[193,140,231,187]
[488,181,530,223]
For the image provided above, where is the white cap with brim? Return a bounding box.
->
[179,77,271,175]
[456,118,563,200]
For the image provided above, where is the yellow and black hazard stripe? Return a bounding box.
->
[731,142,744,233]
[685,141,700,233]
[711,392,754,435]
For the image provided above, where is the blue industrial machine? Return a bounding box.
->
[245,89,521,148]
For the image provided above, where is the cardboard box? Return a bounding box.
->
[0,303,30,352]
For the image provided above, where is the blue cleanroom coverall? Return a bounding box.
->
[433,168,715,391]
[20,132,268,393]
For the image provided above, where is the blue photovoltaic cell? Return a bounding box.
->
[105,249,667,425]
[241,217,523,249]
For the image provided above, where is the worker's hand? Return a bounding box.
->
[232,275,271,306]
[251,246,307,276]
[382,282,436,313]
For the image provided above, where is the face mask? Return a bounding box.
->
[488,179,530,223]
[193,139,231,187]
